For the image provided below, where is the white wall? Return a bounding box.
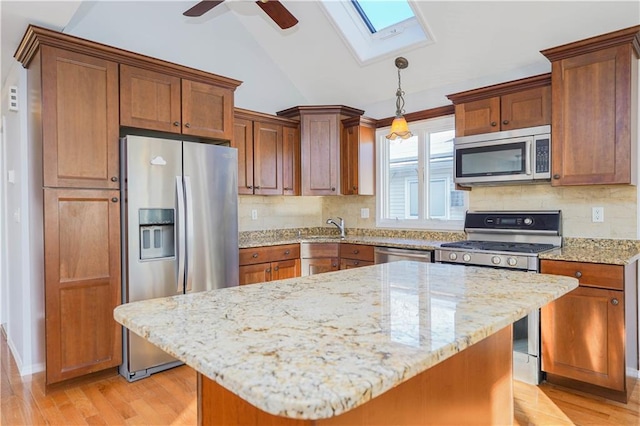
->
[1,62,45,375]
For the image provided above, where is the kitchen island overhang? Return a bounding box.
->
[114,261,578,425]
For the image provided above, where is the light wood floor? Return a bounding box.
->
[2,333,639,425]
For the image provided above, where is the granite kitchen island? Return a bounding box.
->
[114,261,578,425]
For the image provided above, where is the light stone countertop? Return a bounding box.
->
[114,261,578,420]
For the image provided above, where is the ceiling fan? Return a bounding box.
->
[183,0,298,30]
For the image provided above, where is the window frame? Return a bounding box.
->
[376,115,466,230]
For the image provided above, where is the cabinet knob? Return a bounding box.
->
[173,121,180,127]
[331,187,336,191]
[274,266,279,271]
[353,249,359,254]
[252,253,259,258]
[255,186,261,190]
[284,187,292,190]
[247,185,253,189]
[111,176,118,182]
[332,263,337,267]
[491,121,497,127]
[354,261,359,265]
[574,271,582,278]
[611,298,619,306]
[284,250,290,255]
[185,123,191,128]
[502,120,509,125]
[111,197,118,203]
[553,174,561,179]
[352,186,357,190]
[266,267,271,273]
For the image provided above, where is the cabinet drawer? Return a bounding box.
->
[540,260,623,291]
[239,244,299,266]
[339,244,374,262]
[340,259,374,269]
[301,243,339,259]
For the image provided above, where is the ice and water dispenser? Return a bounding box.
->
[139,209,175,260]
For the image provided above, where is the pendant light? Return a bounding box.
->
[385,56,413,140]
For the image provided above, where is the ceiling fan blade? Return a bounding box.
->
[183,0,225,17]
[255,1,298,29]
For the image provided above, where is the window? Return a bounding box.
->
[376,115,467,230]
[319,0,433,64]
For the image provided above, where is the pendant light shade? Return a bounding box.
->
[385,57,413,140]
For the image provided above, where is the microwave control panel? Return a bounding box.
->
[535,138,550,173]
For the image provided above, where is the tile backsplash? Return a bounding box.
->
[238,184,638,239]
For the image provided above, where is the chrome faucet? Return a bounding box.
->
[326,217,346,239]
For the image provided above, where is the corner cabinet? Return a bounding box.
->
[300,243,340,275]
[233,108,300,195]
[447,74,551,137]
[541,26,640,186]
[341,117,376,195]
[120,64,235,140]
[277,105,364,195]
[540,259,638,402]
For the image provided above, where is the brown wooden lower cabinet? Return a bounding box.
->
[239,244,301,285]
[540,259,636,402]
[339,244,374,269]
[44,188,122,384]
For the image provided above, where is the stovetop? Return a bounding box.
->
[439,240,557,254]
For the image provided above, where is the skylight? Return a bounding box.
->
[352,0,415,34]
[320,0,432,65]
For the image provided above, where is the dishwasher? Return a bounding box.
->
[374,246,433,264]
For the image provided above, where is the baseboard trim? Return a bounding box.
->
[2,324,45,376]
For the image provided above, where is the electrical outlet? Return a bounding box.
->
[251,209,258,220]
[360,208,369,219]
[592,207,604,223]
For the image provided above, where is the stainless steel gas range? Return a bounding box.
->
[434,210,562,385]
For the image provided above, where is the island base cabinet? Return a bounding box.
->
[541,286,626,397]
[198,326,513,425]
[44,189,122,384]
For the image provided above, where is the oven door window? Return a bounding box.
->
[456,141,528,178]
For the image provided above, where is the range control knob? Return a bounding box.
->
[462,253,471,262]
[507,257,518,266]
[448,252,458,261]
[524,217,533,226]
[491,256,501,265]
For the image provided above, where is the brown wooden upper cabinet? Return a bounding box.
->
[541,26,640,186]
[234,108,300,195]
[120,64,234,141]
[447,74,551,137]
[277,105,364,195]
[341,117,376,195]
[41,46,120,189]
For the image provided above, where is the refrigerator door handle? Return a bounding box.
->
[184,175,195,292]
[176,176,186,293]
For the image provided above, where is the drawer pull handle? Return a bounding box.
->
[284,250,290,255]
[274,266,279,271]
[111,197,119,203]
[173,121,180,127]
[252,253,258,258]
[553,174,560,179]
[611,298,619,306]
[354,261,359,265]
[491,121,497,127]
[185,123,191,128]
[502,120,509,125]
[284,187,292,190]
[575,271,582,278]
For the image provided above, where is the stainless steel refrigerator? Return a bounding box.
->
[119,135,239,381]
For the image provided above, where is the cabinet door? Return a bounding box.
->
[44,189,121,384]
[341,125,359,195]
[182,79,234,140]
[272,259,301,280]
[282,125,300,195]
[541,286,625,391]
[301,258,340,276]
[501,86,551,130]
[454,97,501,136]
[239,263,271,285]
[253,121,282,195]
[551,45,634,185]
[301,114,339,195]
[42,46,119,189]
[234,118,255,195]
[119,64,181,134]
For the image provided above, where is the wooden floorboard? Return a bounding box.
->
[2,332,639,425]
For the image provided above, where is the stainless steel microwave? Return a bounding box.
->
[454,125,551,185]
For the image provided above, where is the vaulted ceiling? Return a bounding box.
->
[2,1,639,119]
